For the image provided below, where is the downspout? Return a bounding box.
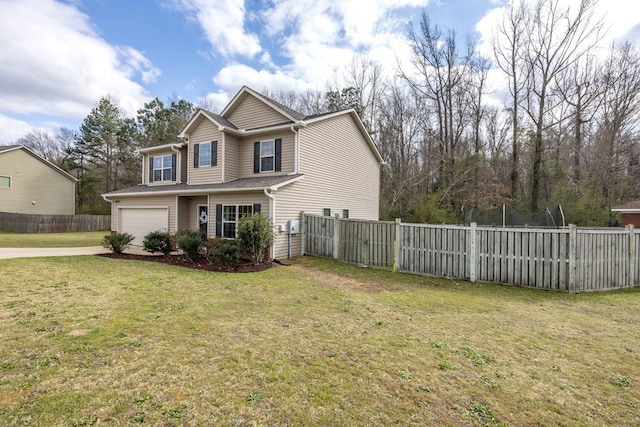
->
[102,194,114,232]
[141,155,145,185]
[221,132,226,183]
[170,143,181,183]
[289,125,300,175]
[264,188,276,260]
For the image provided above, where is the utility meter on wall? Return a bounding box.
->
[288,219,300,234]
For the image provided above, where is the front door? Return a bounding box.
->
[198,205,209,238]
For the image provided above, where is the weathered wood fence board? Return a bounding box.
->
[302,213,640,293]
[0,212,110,233]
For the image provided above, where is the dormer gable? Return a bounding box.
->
[178,109,236,139]
[221,85,304,130]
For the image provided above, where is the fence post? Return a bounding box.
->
[628,224,635,287]
[393,218,401,272]
[568,224,577,293]
[469,222,477,282]
[333,214,340,260]
[300,211,306,256]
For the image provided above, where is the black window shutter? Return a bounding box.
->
[148,156,154,183]
[253,142,260,173]
[171,154,177,181]
[253,204,261,214]
[215,204,222,238]
[193,144,199,168]
[212,141,218,166]
[275,138,282,172]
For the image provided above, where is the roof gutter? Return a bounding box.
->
[222,121,306,137]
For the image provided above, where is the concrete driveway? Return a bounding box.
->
[0,246,149,259]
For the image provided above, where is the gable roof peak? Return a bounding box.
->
[221,86,306,122]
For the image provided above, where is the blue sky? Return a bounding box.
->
[0,0,638,144]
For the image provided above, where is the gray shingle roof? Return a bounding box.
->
[200,109,238,130]
[612,200,640,211]
[0,145,21,153]
[257,91,306,121]
[104,174,303,197]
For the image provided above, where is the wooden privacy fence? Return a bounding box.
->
[0,212,111,233]
[301,213,640,293]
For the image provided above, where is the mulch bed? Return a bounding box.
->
[97,252,272,273]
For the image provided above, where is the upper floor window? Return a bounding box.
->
[254,138,282,173]
[149,154,176,183]
[193,141,218,168]
[261,140,274,172]
[0,176,10,188]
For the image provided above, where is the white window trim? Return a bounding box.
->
[222,204,253,238]
[0,175,11,188]
[199,141,212,167]
[152,154,174,183]
[259,139,275,173]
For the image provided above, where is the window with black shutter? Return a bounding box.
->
[150,154,177,183]
[254,139,281,173]
[194,141,217,168]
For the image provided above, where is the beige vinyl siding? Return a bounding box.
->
[179,145,188,183]
[227,94,290,129]
[177,196,191,230]
[239,131,295,177]
[224,134,241,181]
[0,149,75,215]
[274,114,381,257]
[187,196,208,231]
[110,195,177,234]
[188,120,223,184]
[209,192,269,238]
[145,149,180,186]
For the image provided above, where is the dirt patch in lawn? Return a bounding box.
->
[290,262,404,293]
[97,252,272,273]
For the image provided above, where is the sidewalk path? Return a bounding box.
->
[0,246,149,259]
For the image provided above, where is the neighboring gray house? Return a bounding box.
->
[0,145,76,215]
[102,85,384,258]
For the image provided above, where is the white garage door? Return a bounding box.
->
[119,208,169,246]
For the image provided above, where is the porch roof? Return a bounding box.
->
[103,174,303,198]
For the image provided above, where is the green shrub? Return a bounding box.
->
[142,230,172,255]
[101,232,134,254]
[212,239,239,269]
[237,213,273,265]
[202,238,220,263]
[176,230,204,261]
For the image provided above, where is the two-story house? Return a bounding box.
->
[0,145,77,215]
[102,86,383,259]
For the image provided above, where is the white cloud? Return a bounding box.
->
[213,63,310,94]
[0,115,34,145]
[474,0,640,107]
[208,0,431,96]
[476,0,640,59]
[167,0,261,58]
[0,0,159,130]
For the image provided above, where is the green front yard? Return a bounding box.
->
[1,255,639,426]
[0,231,105,248]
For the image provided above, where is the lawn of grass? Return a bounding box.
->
[1,255,639,426]
[0,231,106,248]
